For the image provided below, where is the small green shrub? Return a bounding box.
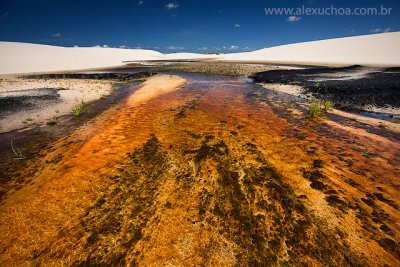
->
[307,99,323,118]
[72,101,85,116]
[307,99,334,118]
[22,117,33,124]
[323,101,334,110]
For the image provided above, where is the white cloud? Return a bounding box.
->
[228,45,239,50]
[197,47,209,51]
[119,45,129,49]
[52,33,61,37]
[166,45,184,50]
[370,28,391,33]
[234,23,241,28]
[370,28,382,33]
[286,16,302,22]
[93,45,110,48]
[137,0,144,6]
[165,2,179,9]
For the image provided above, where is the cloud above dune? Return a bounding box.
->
[165,2,179,9]
[286,16,302,22]
[52,33,61,37]
[93,44,110,48]
[234,23,241,28]
[137,0,144,6]
[370,27,391,33]
[166,45,184,50]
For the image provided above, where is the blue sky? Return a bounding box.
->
[0,0,399,52]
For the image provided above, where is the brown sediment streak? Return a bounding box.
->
[0,75,186,264]
[66,74,186,171]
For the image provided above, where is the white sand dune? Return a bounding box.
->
[0,42,163,74]
[0,32,399,74]
[220,32,400,66]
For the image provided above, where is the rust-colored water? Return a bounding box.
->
[0,73,399,266]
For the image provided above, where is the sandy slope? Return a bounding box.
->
[221,32,400,66]
[0,42,163,74]
[0,32,399,74]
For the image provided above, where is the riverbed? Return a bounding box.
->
[0,71,399,266]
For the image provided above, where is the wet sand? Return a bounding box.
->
[252,65,400,114]
[0,71,154,133]
[0,77,115,133]
[0,73,399,266]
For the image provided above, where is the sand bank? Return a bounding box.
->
[0,77,116,133]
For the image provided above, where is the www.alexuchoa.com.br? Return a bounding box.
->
[265,5,393,16]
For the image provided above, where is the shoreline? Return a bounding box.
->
[0,72,154,133]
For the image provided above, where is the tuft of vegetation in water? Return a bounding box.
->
[323,100,334,110]
[72,101,85,117]
[307,98,334,118]
[22,117,33,124]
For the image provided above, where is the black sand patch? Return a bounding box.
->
[251,66,400,111]
[0,88,63,117]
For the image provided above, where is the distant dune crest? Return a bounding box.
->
[221,32,400,66]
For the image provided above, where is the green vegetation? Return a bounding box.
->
[72,101,85,117]
[22,117,33,124]
[136,77,147,82]
[307,98,334,118]
[390,116,399,123]
[323,100,334,110]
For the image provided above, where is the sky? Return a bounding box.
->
[0,0,399,53]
